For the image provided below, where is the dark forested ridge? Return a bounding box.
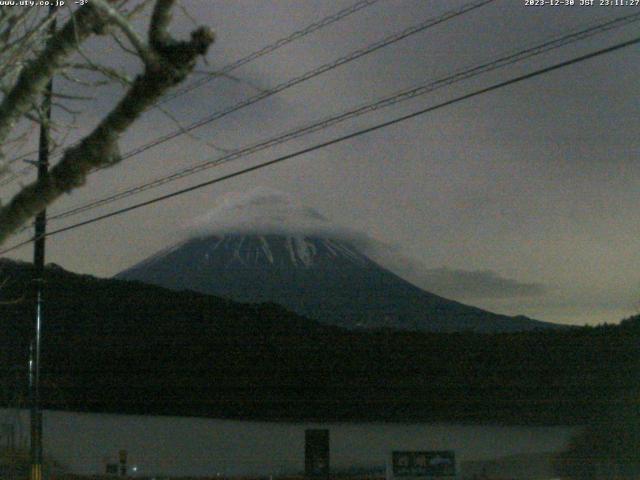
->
[0,259,638,425]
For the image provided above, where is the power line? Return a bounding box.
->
[45,11,640,224]
[158,0,382,106]
[2,0,495,195]
[2,34,637,257]
[0,0,382,187]
[105,0,495,164]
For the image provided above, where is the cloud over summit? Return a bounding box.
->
[189,187,368,243]
[187,188,545,301]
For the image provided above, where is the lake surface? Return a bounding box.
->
[0,409,578,477]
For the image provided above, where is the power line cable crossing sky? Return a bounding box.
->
[0,0,382,186]
[3,34,638,256]
[2,1,638,326]
[98,0,496,166]
[42,11,640,224]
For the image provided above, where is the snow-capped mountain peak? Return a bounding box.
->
[117,188,558,333]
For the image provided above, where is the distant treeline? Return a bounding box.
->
[0,259,638,425]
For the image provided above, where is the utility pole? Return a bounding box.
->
[30,6,56,480]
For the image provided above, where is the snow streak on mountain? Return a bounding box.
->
[117,189,557,332]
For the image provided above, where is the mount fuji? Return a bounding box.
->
[116,189,556,332]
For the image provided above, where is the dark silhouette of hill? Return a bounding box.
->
[0,259,637,425]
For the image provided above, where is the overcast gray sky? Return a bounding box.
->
[3,0,639,326]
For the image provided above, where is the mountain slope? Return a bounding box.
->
[117,233,556,333]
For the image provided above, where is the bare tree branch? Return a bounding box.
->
[91,0,158,68]
[149,0,175,49]
[0,1,214,245]
[0,4,111,155]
